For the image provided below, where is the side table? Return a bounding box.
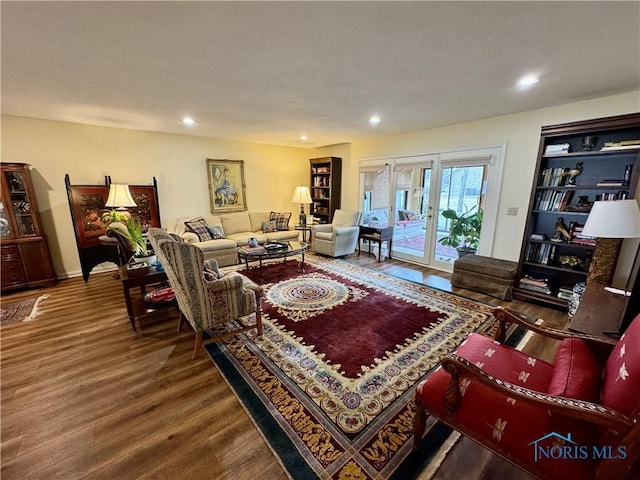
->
[295,225,312,243]
[569,283,626,337]
[358,224,394,262]
[118,265,177,332]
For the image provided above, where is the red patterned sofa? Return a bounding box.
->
[414,307,640,480]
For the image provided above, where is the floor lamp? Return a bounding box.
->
[581,199,640,333]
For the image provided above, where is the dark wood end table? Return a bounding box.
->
[358,224,394,262]
[118,265,177,332]
[569,283,626,337]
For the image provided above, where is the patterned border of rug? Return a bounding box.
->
[205,254,519,479]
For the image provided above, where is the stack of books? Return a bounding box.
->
[601,140,640,151]
[557,286,574,301]
[544,143,570,154]
[569,223,596,246]
[519,276,552,295]
[240,245,266,255]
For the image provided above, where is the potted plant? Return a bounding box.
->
[438,207,483,257]
[107,217,155,265]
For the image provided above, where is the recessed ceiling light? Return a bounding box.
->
[300,135,308,142]
[182,117,196,126]
[369,115,381,126]
[517,75,540,87]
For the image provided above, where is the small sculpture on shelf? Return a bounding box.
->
[558,162,584,186]
[565,195,593,213]
[551,217,571,243]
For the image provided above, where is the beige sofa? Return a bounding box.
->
[173,212,299,266]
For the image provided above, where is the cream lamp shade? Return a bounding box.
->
[291,185,313,228]
[291,185,313,204]
[581,200,640,238]
[105,184,137,209]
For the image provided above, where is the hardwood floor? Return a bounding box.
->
[1,254,568,479]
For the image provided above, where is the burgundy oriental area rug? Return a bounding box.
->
[205,254,498,479]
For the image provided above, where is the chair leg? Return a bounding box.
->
[413,396,427,450]
[192,331,203,360]
[255,303,263,336]
[176,311,184,333]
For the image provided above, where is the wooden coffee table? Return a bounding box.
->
[237,241,307,273]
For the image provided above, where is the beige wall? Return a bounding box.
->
[3,90,638,283]
[1,116,312,278]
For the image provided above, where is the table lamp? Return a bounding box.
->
[582,199,640,332]
[104,184,137,223]
[291,185,313,228]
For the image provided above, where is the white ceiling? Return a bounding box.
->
[2,1,639,148]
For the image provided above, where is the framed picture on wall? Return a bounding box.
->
[206,158,247,213]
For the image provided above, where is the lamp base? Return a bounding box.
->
[299,207,307,228]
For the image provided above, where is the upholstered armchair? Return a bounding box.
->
[147,228,263,359]
[310,209,361,257]
[414,307,640,480]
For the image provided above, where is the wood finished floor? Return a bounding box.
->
[1,254,568,479]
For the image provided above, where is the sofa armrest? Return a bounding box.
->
[492,307,617,351]
[441,353,634,430]
[182,231,199,244]
[334,226,359,237]
[310,224,333,234]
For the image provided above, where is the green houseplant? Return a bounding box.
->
[438,207,483,257]
[107,217,152,263]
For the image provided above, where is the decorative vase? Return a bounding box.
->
[248,237,258,247]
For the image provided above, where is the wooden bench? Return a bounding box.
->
[451,255,518,300]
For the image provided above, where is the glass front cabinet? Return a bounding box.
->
[1,162,55,291]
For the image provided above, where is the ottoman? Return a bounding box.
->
[451,255,518,300]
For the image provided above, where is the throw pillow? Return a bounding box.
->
[184,217,212,241]
[208,225,226,239]
[270,212,292,231]
[548,338,602,402]
[262,220,278,233]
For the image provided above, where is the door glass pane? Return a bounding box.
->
[5,171,35,237]
[361,169,391,226]
[0,201,11,238]
[434,165,487,264]
[393,167,430,258]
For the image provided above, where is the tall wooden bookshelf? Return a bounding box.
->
[310,157,342,224]
[513,113,640,309]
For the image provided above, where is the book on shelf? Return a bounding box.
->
[596,179,625,187]
[544,143,570,155]
[519,281,552,295]
[601,140,640,151]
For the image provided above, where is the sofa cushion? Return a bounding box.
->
[249,212,271,231]
[265,230,299,242]
[332,210,360,228]
[262,220,278,233]
[270,212,292,231]
[194,238,238,253]
[226,232,267,246]
[220,213,252,235]
[208,225,226,239]
[548,338,602,402]
[184,217,213,241]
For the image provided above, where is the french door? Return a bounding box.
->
[359,145,504,271]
